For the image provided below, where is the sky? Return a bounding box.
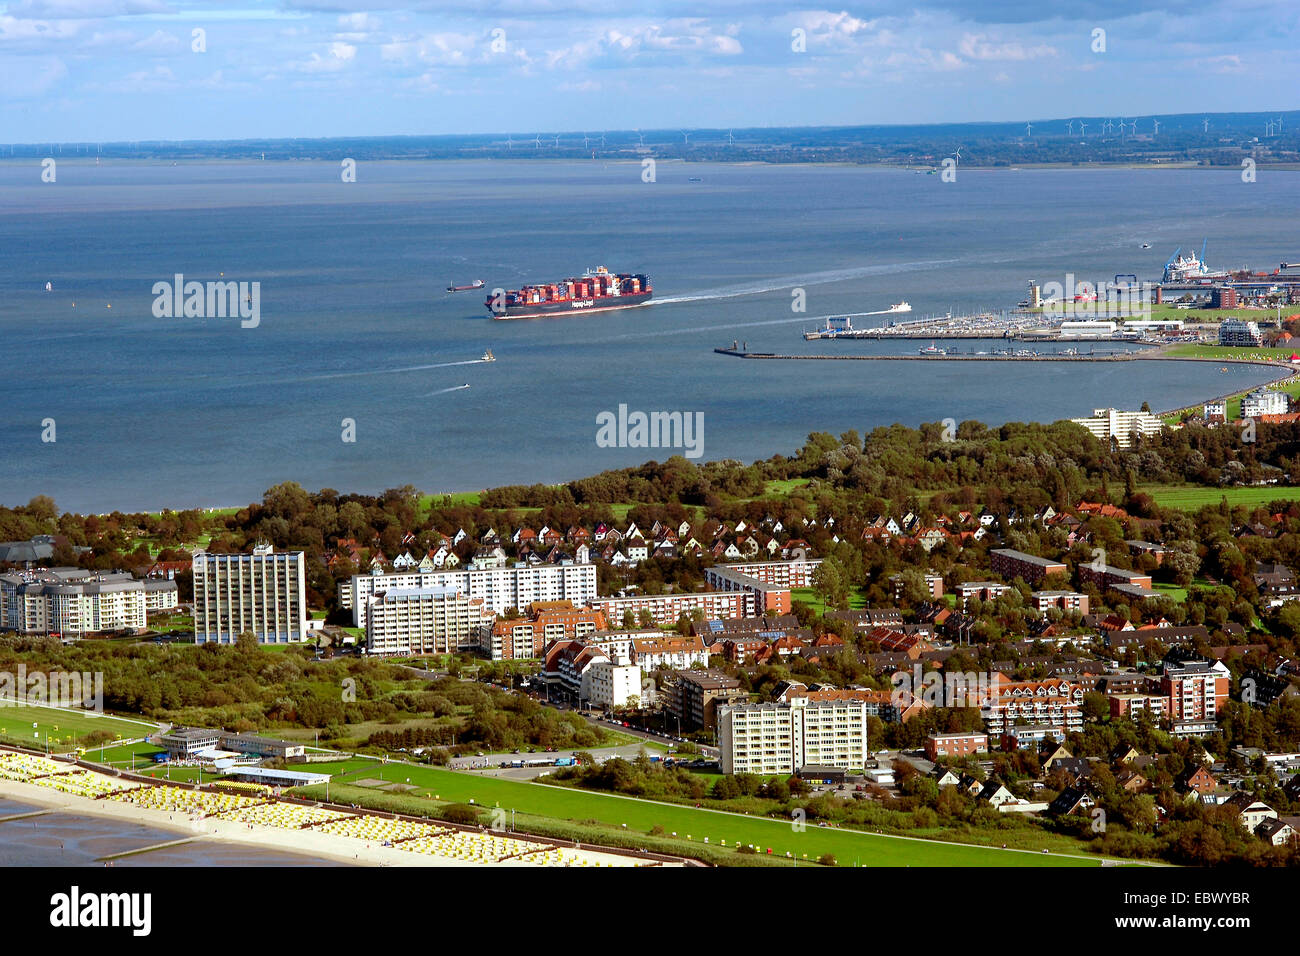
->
[2,0,1297,142]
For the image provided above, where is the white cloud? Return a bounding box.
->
[958,33,1056,62]
[292,41,356,73]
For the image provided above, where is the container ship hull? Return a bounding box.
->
[493,291,652,319]
[485,267,651,320]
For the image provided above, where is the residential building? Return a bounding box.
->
[592,590,749,628]
[1069,407,1163,448]
[485,602,608,661]
[346,562,597,623]
[716,559,822,589]
[990,549,1068,585]
[667,670,745,733]
[1,569,148,637]
[1031,590,1090,616]
[982,675,1084,742]
[703,565,794,616]
[1219,318,1262,347]
[192,545,307,645]
[630,634,709,672]
[1241,387,1288,418]
[1161,658,1230,735]
[925,732,990,760]
[719,697,869,776]
[143,579,179,614]
[365,586,494,657]
[956,581,1012,610]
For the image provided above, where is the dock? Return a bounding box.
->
[714,348,1140,362]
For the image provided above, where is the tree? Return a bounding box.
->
[811,556,849,609]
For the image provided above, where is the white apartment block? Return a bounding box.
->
[193,545,308,645]
[585,661,642,709]
[1219,318,1262,347]
[719,697,869,776]
[631,634,710,672]
[348,563,597,626]
[718,559,822,589]
[591,591,749,628]
[1241,388,1288,419]
[143,579,179,613]
[1069,407,1163,449]
[365,586,494,656]
[0,569,147,636]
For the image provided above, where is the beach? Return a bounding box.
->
[0,774,655,867]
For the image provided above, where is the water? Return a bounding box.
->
[0,160,1291,513]
[0,799,344,866]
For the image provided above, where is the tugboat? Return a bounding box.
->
[447,279,486,293]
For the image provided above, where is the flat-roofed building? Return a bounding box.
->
[1,570,148,636]
[1031,590,1090,615]
[193,545,307,645]
[366,586,494,657]
[703,565,793,617]
[956,581,1013,609]
[1069,408,1163,448]
[347,563,597,625]
[720,697,868,775]
[990,548,1068,585]
[157,727,222,758]
[926,732,990,760]
[717,559,821,589]
[592,590,749,628]
[143,578,179,613]
[667,670,746,732]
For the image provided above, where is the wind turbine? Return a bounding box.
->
[1277,116,1284,132]
[1152,119,1160,135]
[637,130,645,147]
[582,132,590,149]
[506,134,513,151]
[1267,119,1275,136]
[727,129,735,146]
[600,131,606,147]
[533,134,542,149]
[954,145,963,167]
[1129,119,1137,135]
[681,130,691,145]
[1067,119,1075,136]
[552,134,560,148]
[1025,122,1033,137]
[1203,117,1209,133]
[1078,121,1087,137]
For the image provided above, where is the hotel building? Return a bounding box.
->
[719,697,869,776]
[1069,408,1163,448]
[347,563,597,625]
[192,545,308,645]
[365,586,494,656]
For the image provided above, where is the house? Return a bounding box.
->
[1256,817,1300,846]
[1224,793,1277,833]
[1048,786,1095,817]
[1179,765,1218,795]
[977,780,1018,807]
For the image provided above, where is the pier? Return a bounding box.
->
[714,348,1141,362]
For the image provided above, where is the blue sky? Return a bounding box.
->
[2,0,1296,141]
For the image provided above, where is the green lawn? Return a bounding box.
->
[0,702,156,752]
[1163,343,1300,362]
[291,760,1106,867]
[792,586,868,613]
[1139,483,1300,511]
[1152,583,1188,603]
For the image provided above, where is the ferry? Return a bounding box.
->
[888,301,912,313]
[447,279,485,293]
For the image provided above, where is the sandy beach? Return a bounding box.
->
[0,776,652,867]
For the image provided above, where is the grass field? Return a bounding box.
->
[791,586,868,613]
[1139,483,1300,511]
[0,702,155,751]
[291,760,1107,867]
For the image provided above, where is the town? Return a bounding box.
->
[4,412,1300,867]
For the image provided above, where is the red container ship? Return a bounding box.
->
[485,266,652,319]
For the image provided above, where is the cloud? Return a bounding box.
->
[958,33,1057,61]
[291,41,357,73]
[0,54,68,96]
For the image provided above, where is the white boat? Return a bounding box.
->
[888,301,912,313]
[44,281,52,292]
[481,349,495,362]
[919,341,945,355]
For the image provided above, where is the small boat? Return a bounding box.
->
[1141,243,1152,249]
[447,279,485,293]
[688,177,703,182]
[888,301,912,313]
[480,349,495,362]
[44,281,52,292]
[919,341,946,355]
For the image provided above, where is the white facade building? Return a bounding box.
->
[365,586,494,656]
[1069,407,1163,449]
[1241,388,1288,419]
[192,545,308,644]
[585,661,642,710]
[348,563,597,626]
[719,697,869,776]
